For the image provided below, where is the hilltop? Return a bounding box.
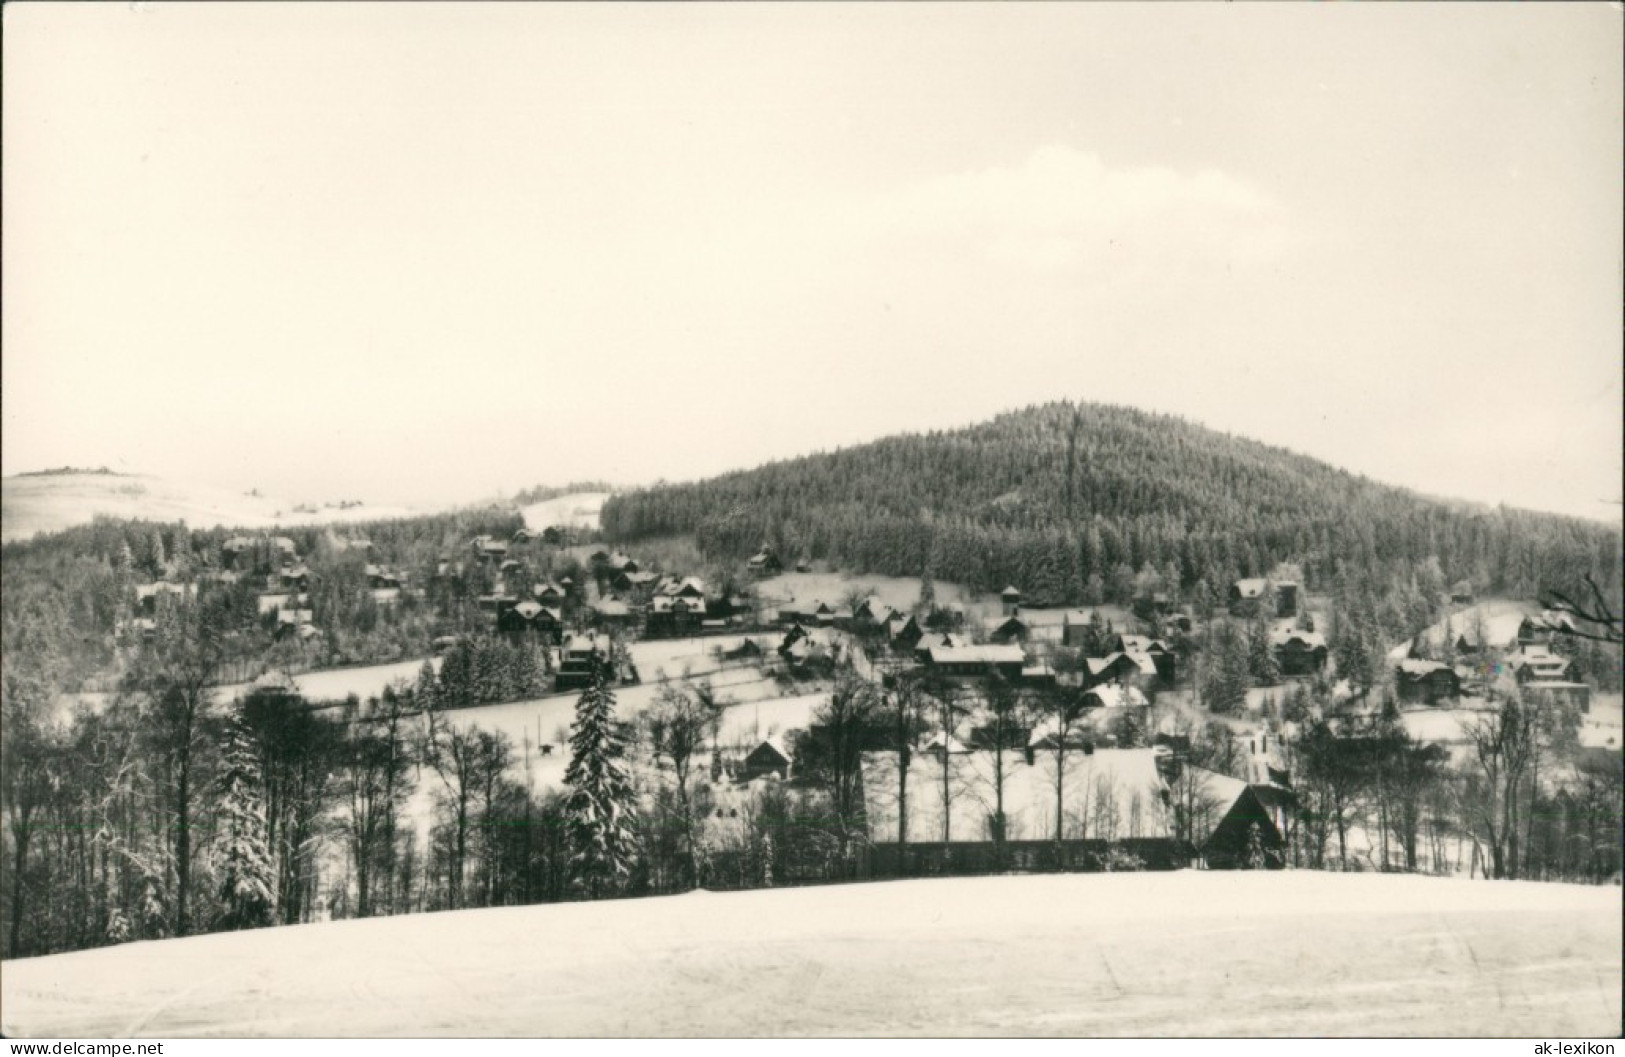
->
[602,401,1620,603]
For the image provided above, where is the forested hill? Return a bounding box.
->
[602,402,1620,605]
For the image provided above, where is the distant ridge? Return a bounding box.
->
[1,471,423,543]
[602,400,1619,601]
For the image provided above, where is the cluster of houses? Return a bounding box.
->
[1398,609,1592,711]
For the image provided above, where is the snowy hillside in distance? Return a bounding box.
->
[2,872,1617,1038]
[519,491,611,532]
[1,471,423,542]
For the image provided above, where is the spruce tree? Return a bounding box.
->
[215,721,276,930]
[564,670,638,898]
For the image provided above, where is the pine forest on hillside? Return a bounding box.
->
[602,402,1620,608]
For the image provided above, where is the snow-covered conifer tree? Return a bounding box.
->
[564,669,638,898]
[215,721,275,929]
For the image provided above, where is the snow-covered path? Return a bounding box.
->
[3,872,1618,1037]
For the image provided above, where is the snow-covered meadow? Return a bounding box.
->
[3,871,1617,1037]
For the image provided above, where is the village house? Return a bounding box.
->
[532,581,567,607]
[1449,580,1475,605]
[746,548,783,577]
[1180,766,1294,870]
[1060,609,1107,649]
[923,643,1026,681]
[913,631,959,664]
[135,581,196,614]
[591,596,637,629]
[278,565,313,592]
[1081,682,1150,711]
[989,614,1030,645]
[221,535,260,571]
[887,614,924,653]
[555,633,614,690]
[1229,579,1298,619]
[1503,644,1574,684]
[850,597,897,635]
[470,536,509,564]
[1084,651,1160,691]
[646,594,708,637]
[742,736,793,781]
[612,568,660,594]
[365,564,403,590]
[1394,659,1463,705]
[1000,585,1022,616]
[1271,628,1328,676]
[497,600,563,644]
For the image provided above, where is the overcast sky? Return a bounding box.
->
[4,3,1621,521]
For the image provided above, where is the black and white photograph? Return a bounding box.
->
[1,1,1621,1042]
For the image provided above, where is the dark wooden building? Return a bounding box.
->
[1394,659,1462,705]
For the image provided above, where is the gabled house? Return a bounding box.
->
[1271,628,1328,676]
[1000,585,1022,616]
[135,581,196,614]
[592,596,637,628]
[1395,659,1462,705]
[1060,609,1107,649]
[365,564,403,590]
[1084,651,1159,689]
[279,566,313,591]
[1182,766,1294,870]
[924,643,1025,680]
[612,569,659,594]
[746,548,783,577]
[646,594,707,636]
[990,615,1030,645]
[851,597,896,631]
[742,737,793,781]
[887,614,924,653]
[1449,581,1475,605]
[1503,644,1573,683]
[497,600,563,643]
[1081,683,1149,711]
[556,633,614,690]
[914,631,959,663]
[470,535,509,563]
[532,581,567,607]
[1229,579,1298,619]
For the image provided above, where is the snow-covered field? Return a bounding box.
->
[1,472,422,543]
[753,571,973,619]
[1582,693,1622,750]
[519,491,611,532]
[1388,598,1538,662]
[3,871,1617,1037]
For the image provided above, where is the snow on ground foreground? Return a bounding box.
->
[3,872,1617,1037]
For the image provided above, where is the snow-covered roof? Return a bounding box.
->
[1271,628,1327,649]
[1083,684,1148,709]
[1086,651,1158,678]
[927,644,1025,666]
[1397,658,1453,677]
